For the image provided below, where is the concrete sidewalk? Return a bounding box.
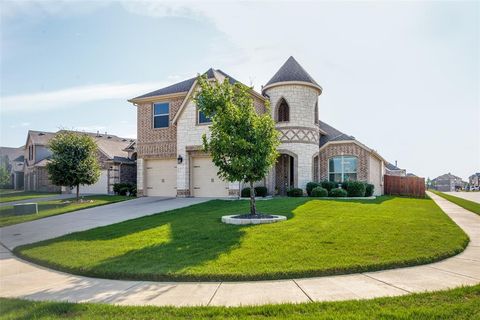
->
[0,192,478,307]
[0,197,209,250]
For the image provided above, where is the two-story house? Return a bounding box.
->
[0,146,25,190]
[129,57,387,197]
[24,130,137,194]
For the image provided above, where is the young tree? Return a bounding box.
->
[194,75,279,215]
[0,161,10,188]
[47,132,101,201]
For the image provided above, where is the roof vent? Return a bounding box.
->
[107,136,112,139]
[38,132,45,136]
[122,139,127,142]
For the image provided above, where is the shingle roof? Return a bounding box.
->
[132,68,239,100]
[264,56,320,89]
[27,130,57,145]
[433,173,464,181]
[386,162,402,171]
[318,120,355,148]
[0,146,24,162]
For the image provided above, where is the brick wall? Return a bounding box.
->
[137,95,185,159]
[319,143,369,182]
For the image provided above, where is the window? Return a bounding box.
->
[153,103,169,128]
[277,98,289,122]
[28,145,33,160]
[329,156,358,183]
[198,110,212,124]
[314,101,319,124]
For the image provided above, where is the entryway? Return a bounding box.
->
[275,154,294,196]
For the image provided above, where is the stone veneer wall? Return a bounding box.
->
[318,143,369,182]
[136,96,185,159]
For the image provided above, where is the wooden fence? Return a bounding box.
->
[384,175,426,198]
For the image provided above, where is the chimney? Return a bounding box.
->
[395,160,397,167]
[96,131,99,137]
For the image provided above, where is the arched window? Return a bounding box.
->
[329,156,358,183]
[314,101,319,124]
[277,98,289,122]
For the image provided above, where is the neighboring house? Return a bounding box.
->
[0,146,25,190]
[24,130,136,194]
[129,56,389,197]
[432,173,465,192]
[469,173,480,189]
[385,162,407,177]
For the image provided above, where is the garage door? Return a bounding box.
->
[192,157,229,197]
[79,170,108,194]
[145,159,177,197]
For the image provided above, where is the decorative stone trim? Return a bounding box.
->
[137,142,176,158]
[277,126,319,145]
[221,215,287,225]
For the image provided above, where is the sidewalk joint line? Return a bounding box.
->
[361,274,411,293]
[207,282,222,306]
[293,279,313,302]
[427,266,480,281]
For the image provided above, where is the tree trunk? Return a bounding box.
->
[76,185,80,202]
[249,181,256,215]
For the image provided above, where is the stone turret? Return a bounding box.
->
[263,57,322,194]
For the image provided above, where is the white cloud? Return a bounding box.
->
[0,82,168,113]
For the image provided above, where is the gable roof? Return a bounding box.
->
[130,68,240,101]
[318,120,355,148]
[433,173,464,182]
[26,130,57,146]
[0,146,24,162]
[263,56,322,93]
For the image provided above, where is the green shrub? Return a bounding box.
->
[345,181,366,197]
[320,180,336,191]
[287,188,304,197]
[306,182,321,196]
[341,181,350,191]
[365,183,375,197]
[329,188,347,197]
[241,187,251,198]
[254,186,268,197]
[311,186,328,197]
[113,183,136,196]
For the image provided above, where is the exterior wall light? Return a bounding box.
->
[177,155,183,164]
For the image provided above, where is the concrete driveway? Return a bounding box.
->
[0,197,210,250]
[445,192,480,204]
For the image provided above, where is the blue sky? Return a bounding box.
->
[1,1,478,180]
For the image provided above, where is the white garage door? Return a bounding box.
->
[79,170,108,194]
[192,157,229,197]
[145,159,177,197]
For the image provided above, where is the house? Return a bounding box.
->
[0,146,25,190]
[432,173,465,192]
[24,130,137,194]
[129,56,388,197]
[385,162,407,177]
[468,173,480,189]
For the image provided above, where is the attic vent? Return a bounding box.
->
[38,133,45,136]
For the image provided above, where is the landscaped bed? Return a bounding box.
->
[0,195,131,227]
[1,285,479,319]
[0,191,59,203]
[14,196,468,281]
[430,190,480,215]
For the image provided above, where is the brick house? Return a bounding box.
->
[385,162,407,177]
[469,173,480,189]
[24,130,136,194]
[0,146,25,190]
[432,173,465,192]
[129,56,388,197]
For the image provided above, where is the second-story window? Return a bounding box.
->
[277,98,289,122]
[198,110,212,124]
[153,102,169,128]
[29,145,33,160]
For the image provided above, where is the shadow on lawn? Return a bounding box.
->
[16,199,301,281]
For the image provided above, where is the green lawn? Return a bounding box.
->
[0,195,131,227]
[1,285,479,320]
[15,196,468,281]
[0,191,59,203]
[430,190,480,215]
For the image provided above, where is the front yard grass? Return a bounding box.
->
[0,195,131,227]
[15,196,469,281]
[430,190,480,215]
[0,191,59,203]
[1,285,479,319]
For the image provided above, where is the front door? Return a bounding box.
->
[275,154,294,195]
